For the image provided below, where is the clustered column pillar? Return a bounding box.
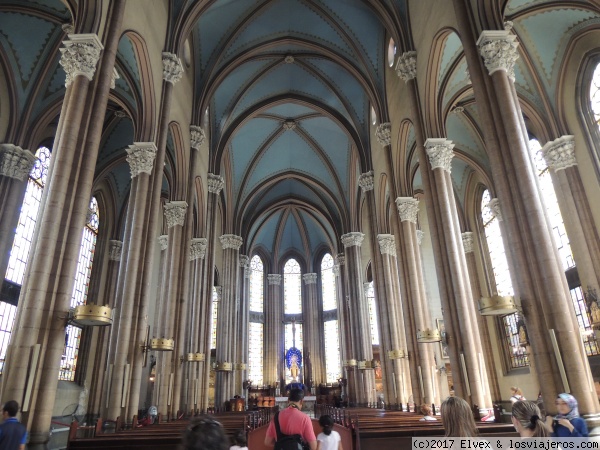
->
[264,274,283,392]
[214,234,243,406]
[0,144,36,278]
[235,255,250,397]
[302,273,324,387]
[424,138,492,413]
[334,255,352,402]
[341,232,376,406]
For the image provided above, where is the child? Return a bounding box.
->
[317,415,343,450]
[230,430,248,450]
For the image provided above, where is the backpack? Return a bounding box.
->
[273,411,305,450]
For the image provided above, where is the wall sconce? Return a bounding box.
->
[416,328,442,343]
[478,295,517,315]
[70,304,113,326]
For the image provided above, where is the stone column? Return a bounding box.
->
[234,255,250,396]
[198,174,224,411]
[541,136,600,292]
[302,273,324,387]
[424,138,492,412]
[127,52,183,420]
[214,234,243,406]
[376,234,414,408]
[476,30,600,420]
[0,144,36,278]
[264,274,283,391]
[334,255,352,402]
[341,232,376,406]
[395,197,440,406]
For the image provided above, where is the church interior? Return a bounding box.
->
[1,0,600,448]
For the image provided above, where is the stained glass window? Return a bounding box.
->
[284,322,303,384]
[248,322,263,386]
[60,196,99,381]
[530,138,599,355]
[284,259,301,314]
[591,62,600,128]
[250,255,264,313]
[366,282,379,345]
[211,287,219,349]
[321,254,336,311]
[324,320,341,382]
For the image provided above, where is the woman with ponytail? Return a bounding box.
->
[317,415,343,450]
[511,401,549,437]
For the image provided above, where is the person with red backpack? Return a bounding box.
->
[264,388,317,450]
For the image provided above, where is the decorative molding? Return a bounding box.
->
[487,198,503,221]
[190,125,206,150]
[111,68,119,90]
[335,254,345,265]
[323,309,338,322]
[219,234,243,250]
[164,201,188,228]
[416,230,425,246]
[162,52,183,84]
[284,55,295,64]
[267,274,282,285]
[333,265,340,277]
[395,51,417,82]
[61,23,74,34]
[358,171,374,192]
[249,311,264,323]
[282,120,296,131]
[452,106,464,114]
[395,197,419,223]
[425,138,455,172]
[377,234,396,257]
[108,240,123,261]
[240,255,250,278]
[504,21,514,31]
[462,232,474,253]
[190,238,208,261]
[541,135,576,171]
[0,144,36,181]
[158,235,168,250]
[375,123,391,146]
[477,30,519,81]
[126,142,157,178]
[302,273,318,285]
[207,173,225,194]
[341,232,364,248]
[214,286,222,301]
[60,34,103,86]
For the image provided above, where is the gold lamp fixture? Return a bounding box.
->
[149,338,175,351]
[214,361,233,371]
[71,304,113,326]
[344,359,357,367]
[478,295,517,316]
[186,352,205,362]
[416,328,442,343]
[387,349,406,360]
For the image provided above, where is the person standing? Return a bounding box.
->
[316,415,342,450]
[0,401,27,450]
[264,388,317,450]
[544,393,588,437]
[511,400,549,437]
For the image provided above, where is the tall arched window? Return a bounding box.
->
[590,62,600,130]
[529,138,598,355]
[481,189,527,369]
[365,281,379,345]
[61,196,100,381]
[284,258,302,381]
[248,255,264,386]
[211,286,219,350]
[321,253,341,382]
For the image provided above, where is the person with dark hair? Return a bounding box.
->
[0,400,27,450]
[511,400,549,437]
[440,397,478,437]
[317,415,342,450]
[264,388,317,450]
[230,429,248,450]
[544,393,588,437]
[180,415,230,450]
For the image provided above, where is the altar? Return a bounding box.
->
[275,396,316,417]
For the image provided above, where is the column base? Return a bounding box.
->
[28,430,50,450]
[583,413,600,437]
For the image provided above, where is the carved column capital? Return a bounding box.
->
[162,52,183,84]
[425,138,455,172]
[341,232,364,248]
[0,144,36,181]
[126,142,157,178]
[207,173,225,194]
[395,51,417,82]
[303,273,318,285]
[541,135,576,171]
[487,198,503,221]
[377,234,396,257]
[395,197,419,223]
[358,171,374,192]
[190,125,206,150]
[267,274,282,285]
[333,265,340,277]
[477,30,519,81]
[416,230,425,246]
[108,240,123,261]
[219,234,243,250]
[240,255,250,278]
[158,235,168,250]
[335,254,345,265]
[164,201,188,228]
[189,238,208,261]
[59,34,103,86]
[375,123,391,146]
[462,232,474,253]
[110,67,120,90]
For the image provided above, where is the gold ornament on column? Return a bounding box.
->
[416,328,442,343]
[478,295,518,315]
[71,304,114,326]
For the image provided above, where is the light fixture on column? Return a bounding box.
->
[148,337,175,351]
[186,352,205,362]
[214,361,233,371]
[478,295,517,315]
[344,359,357,367]
[416,328,442,343]
[387,349,406,359]
[234,363,247,370]
[70,304,114,326]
